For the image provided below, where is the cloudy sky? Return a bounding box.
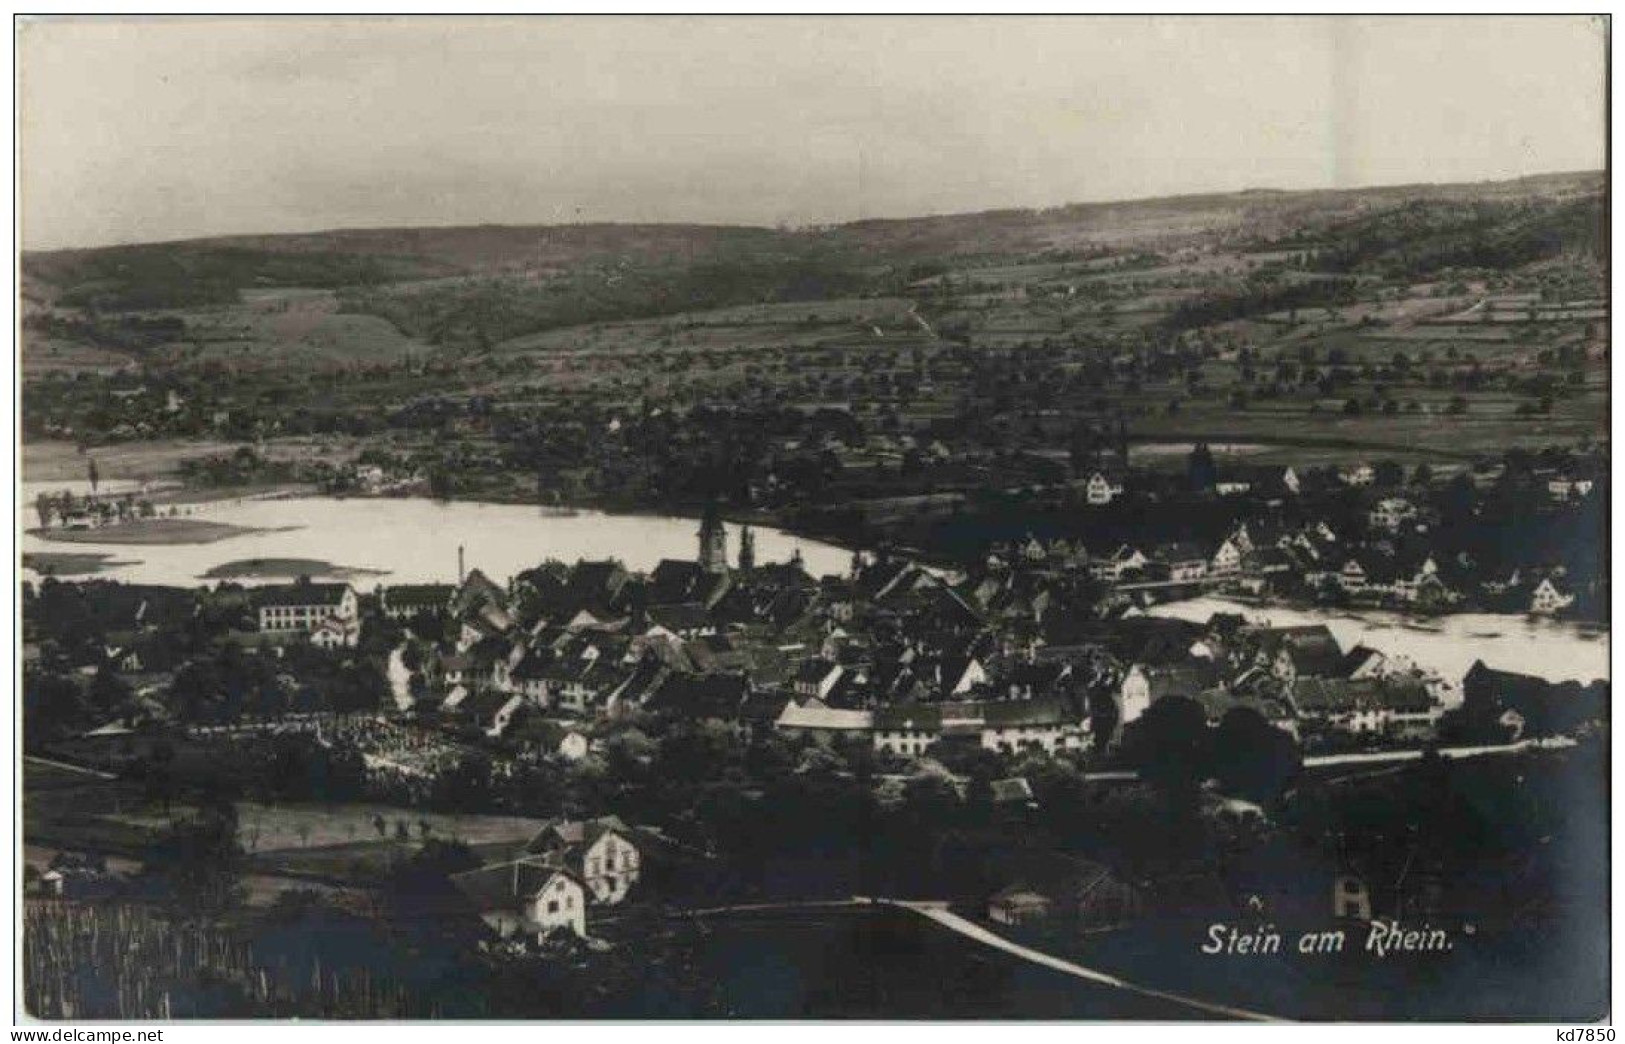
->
[18,15,1608,250]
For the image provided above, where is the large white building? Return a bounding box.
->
[256,582,359,646]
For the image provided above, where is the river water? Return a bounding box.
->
[1146,596,1607,685]
[19,492,851,588]
[19,490,1604,686]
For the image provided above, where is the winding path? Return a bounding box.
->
[682,895,1282,1021]
[879,899,1284,1022]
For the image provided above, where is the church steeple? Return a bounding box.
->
[698,500,728,574]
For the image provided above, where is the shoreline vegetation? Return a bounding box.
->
[27,518,296,546]
[199,557,389,581]
[21,551,141,576]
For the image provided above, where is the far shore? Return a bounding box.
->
[28,518,296,546]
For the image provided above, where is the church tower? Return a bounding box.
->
[737,525,756,573]
[698,500,728,574]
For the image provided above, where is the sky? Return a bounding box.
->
[18,15,1609,251]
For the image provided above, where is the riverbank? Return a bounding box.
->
[201,557,389,582]
[20,495,854,587]
[1178,589,1608,629]
[1147,596,1608,684]
[21,551,141,576]
[28,518,293,546]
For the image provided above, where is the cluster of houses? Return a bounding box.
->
[448,814,646,942]
[231,501,1482,771]
[986,502,1587,616]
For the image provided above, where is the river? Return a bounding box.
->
[20,491,1606,687]
[19,491,851,588]
[1146,596,1607,685]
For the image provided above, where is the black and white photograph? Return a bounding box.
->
[11,13,1613,1024]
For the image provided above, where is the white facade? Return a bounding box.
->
[1529,578,1575,616]
[531,870,588,938]
[1368,497,1416,532]
[258,586,359,645]
[580,830,641,905]
[1085,472,1124,506]
[1118,666,1152,724]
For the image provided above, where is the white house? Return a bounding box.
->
[1340,463,1375,487]
[257,583,359,645]
[775,702,874,742]
[1546,477,1595,502]
[1084,471,1125,506]
[1091,544,1149,582]
[1529,577,1575,616]
[1159,543,1209,582]
[975,698,1086,754]
[872,704,942,757]
[1211,537,1247,576]
[450,857,589,940]
[1368,497,1417,533]
[526,816,643,906]
[310,615,360,649]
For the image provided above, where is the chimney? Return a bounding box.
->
[458,545,466,584]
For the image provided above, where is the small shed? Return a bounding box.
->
[987,884,1054,926]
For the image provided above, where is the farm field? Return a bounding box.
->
[22,754,545,895]
[18,169,1608,546]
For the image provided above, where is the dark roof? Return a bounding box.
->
[1254,625,1343,676]
[795,658,841,683]
[511,650,556,681]
[873,703,945,731]
[646,672,751,718]
[878,696,1079,732]
[258,583,352,608]
[647,602,714,632]
[449,856,581,911]
[383,583,454,608]
[1193,688,1294,722]
[526,815,631,854]
[1338,645,1385,676]
[978,696,1079,728]
[649,559,707,603]
[738,691,792,725]
[1290,676,1433,715]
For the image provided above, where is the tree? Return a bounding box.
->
[1373,460,1405,488]
[137,799,244,913]
[1124,695,1211,817]
[1088,686,1121,752]
[1211,707,1301,804]
[34,492,53,528]
[1187,441,1218,492]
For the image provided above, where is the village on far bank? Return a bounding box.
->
[20,438,1609,975]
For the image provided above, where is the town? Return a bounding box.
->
[21,438,1609,1017]
[16,69,1609,1019]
